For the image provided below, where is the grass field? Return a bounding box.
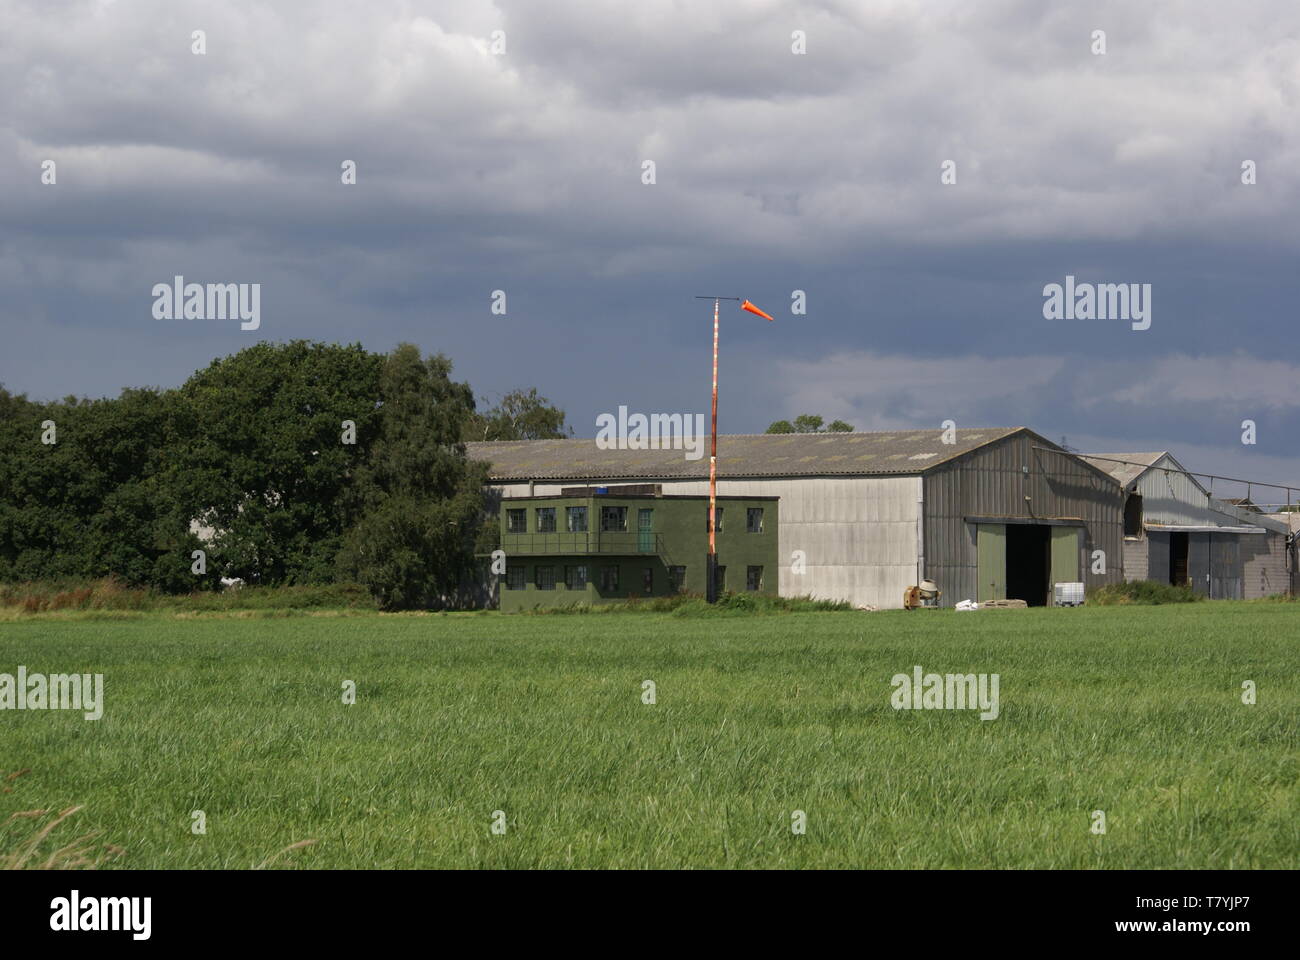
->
[2,604,1297,869]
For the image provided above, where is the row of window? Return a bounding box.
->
[505,505,765,534]
[504,565,765,592]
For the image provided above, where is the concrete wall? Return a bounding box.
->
[1122,535,1149,581]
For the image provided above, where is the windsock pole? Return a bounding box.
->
[708,297,720,602]
[693,296,775,602]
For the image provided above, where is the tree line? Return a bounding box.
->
[0,341,568,609]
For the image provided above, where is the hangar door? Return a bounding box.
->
[1198,533,1241,599]
[1050,527,1081,587]
[978,522,1081,605]
[976,524,1005,603]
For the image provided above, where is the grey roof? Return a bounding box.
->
[468,428,1025,481]
[1079,452,1169,489]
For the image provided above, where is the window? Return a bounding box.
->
[746,565,763,591]
[1123,493,1143,538]
[706,506,724,532]
[565,565,588,590]
[669,566,687,592]
[536,507,556,533]
[642,567,653,594]
[601,506,628,532]
[714,565,726,593]
[600,566,620,592]
[567,506,588,532]
[746,507,764,534]
[505,567,525,591]
[535,566,556,590]
[506,508,527,534]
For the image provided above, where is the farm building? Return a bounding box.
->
[468,427,1125,610]
[1078,452,1294,599]
[492,489,779,611]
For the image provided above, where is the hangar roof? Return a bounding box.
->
[1078,452,1170,489]
[468,427,1027,481]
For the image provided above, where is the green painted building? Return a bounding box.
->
[493,487,779,611]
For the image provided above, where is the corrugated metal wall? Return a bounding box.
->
[1145,532,1169,583]
[1241,531,1289,599]
[923,431,1124,605]
[1126,456,1292,597]
[1136,456,1225,525]
[1208,533,1242,599]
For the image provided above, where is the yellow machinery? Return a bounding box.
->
[903,579,941,610]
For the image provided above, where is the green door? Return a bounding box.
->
[638,509,653,552]
[977,523,1006,603]
[1050,527,1080,588]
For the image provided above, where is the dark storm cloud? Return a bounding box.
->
[2,0,1299,488]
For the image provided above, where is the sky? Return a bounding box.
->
[3,0,1300,503]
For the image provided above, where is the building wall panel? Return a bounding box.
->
[1145,533,1169,583]
[1124,536,1150,582]
[493,475,921,609]
[1241,531,1289,599]
[923,431,1124,605]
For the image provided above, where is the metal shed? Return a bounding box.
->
[1079,452,1293,599]
[469,427,1125,609]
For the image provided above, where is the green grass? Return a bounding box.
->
[2,604,1297,868]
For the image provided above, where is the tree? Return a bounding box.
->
[337,345,486,610]
[169,341,384,585]
[765,414,855,434]
[0,385,198,589]
[464,388,572,441]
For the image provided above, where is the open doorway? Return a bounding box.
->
[1006,524,1051,606]
[1170,532,1189,587]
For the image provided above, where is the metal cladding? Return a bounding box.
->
[1081,451,1293,599]
[470,429,1291,608]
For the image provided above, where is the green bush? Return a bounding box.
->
[1087,580,1202,605]
[0,579,376,614]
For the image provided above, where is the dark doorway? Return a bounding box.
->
[1123,493,1143,538]
[1006,524,1051,606]
[1170,532,1189,586]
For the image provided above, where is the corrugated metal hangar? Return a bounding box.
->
[1079,451,1294,599]
[469,427,1137,609]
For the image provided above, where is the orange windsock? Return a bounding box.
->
[740,299,774,321]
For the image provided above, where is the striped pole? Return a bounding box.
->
[708,297,720,602]
[692,295,772,603]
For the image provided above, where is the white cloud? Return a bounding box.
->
[1106,353,1300,411]
[774,350,1066,428]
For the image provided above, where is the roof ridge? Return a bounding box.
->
[469,427,1020,444]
